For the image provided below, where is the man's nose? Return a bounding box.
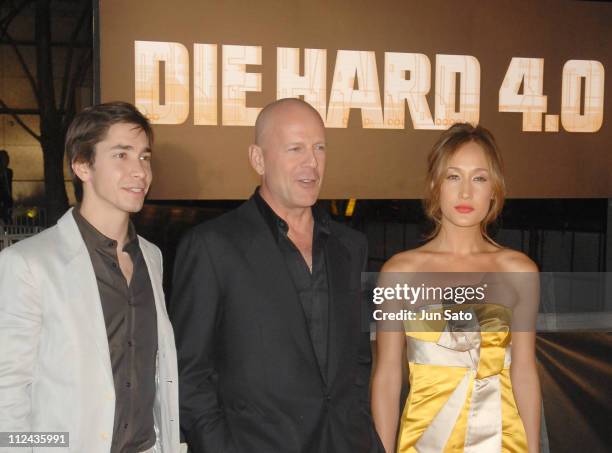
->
[130,158,147,177]
[303,148,318,168]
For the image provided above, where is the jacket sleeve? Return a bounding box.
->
[357,237,385,453]
[358,235,372,371]
[0,246,41,452]
[169,228,235,453]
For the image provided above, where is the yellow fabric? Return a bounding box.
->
[397,304,527,453]
[442,372,474,453]
[398,363,469,451]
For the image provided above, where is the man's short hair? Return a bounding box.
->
[65,101,153,197]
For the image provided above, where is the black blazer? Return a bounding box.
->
[170,196,383,453]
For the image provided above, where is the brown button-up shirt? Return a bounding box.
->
[73,208,158,453]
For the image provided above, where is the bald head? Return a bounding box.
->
[254,98,325,147]
[248,97,327,213]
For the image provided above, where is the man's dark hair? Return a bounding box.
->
[65,101,153,196]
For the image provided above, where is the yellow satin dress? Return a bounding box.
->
[397,304,527,453]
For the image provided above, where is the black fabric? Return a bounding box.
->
[73,208,158,453]
[0,166,12,223]
[254,189,331,378]
[536,332,612,453]
[170,195,384,453]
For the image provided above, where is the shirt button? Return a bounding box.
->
[124,423,128,429]
[112,262,118,269]
[108,241,116,247]
[127,340,133,347]
[100,432,108,440]
[126,381,131,388]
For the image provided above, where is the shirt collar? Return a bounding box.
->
[73,205,138,253]
[253,187,330,243]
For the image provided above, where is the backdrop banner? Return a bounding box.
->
[98,0,612,199]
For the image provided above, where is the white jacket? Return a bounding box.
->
[0,209,180,452]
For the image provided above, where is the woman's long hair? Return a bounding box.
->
[423,123,506,244]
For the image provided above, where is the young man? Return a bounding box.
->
[0,102,179,453]
[171,98,383,452]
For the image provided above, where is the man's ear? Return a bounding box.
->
[72,160,92,183]
[248,144,265,176]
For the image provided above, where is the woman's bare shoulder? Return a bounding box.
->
[381,245,432,273]
[493,248,539,272]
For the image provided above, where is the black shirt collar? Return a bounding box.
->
[253,187,330,243]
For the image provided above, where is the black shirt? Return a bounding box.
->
[254,189,331,378]
[73,208,158,453]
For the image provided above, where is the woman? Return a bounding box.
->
[371,123,541,452]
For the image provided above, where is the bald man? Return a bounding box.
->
[171,99,383,453]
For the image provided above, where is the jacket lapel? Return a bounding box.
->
[239,200,324,385]
[138,239,169,349]
[58,209,113,386]
[139,239,175,450]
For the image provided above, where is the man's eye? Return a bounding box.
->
[315,144,326,152]
[114,152,126,159]
[140,154,152,161]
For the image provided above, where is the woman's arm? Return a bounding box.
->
[511,331,541,453]
[371,253,420,452]
[371,329,405,453]
[507,255,541,453]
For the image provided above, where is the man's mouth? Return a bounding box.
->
[124,187,146,194]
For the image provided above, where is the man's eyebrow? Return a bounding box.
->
[285,141,326,146]
[109,144,133,150]
[109,143,152,153]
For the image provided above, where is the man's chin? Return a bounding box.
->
[298,186,322,203]
[121,201,146,214]
[293,195,319,208]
